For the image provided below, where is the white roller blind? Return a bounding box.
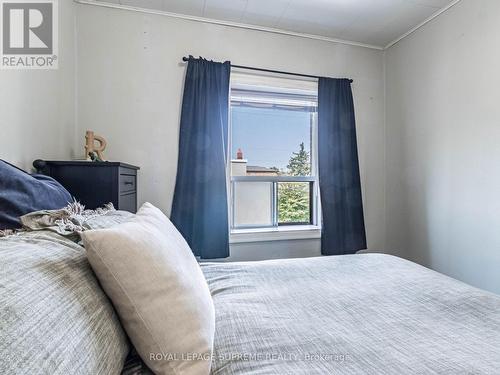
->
[230,70,318,110]
[230,70,318,96]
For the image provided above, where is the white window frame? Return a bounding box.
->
[228,71,321,242]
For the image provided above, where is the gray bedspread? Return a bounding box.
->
[201,254,500,375]
[0,230,130,375]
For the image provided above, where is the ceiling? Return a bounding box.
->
[93,0,458,48]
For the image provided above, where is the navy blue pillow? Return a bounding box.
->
[0,160,73,229]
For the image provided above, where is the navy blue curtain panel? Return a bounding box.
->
[318,78,367,255]
[171,57,231,259]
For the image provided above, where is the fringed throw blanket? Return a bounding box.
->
[0,202,134,240]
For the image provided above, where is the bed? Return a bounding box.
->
[1,204,500,374]
[201,255,500,374]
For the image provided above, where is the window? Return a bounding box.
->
[229,72,319,233]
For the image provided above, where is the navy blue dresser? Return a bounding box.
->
[34,160,140,213]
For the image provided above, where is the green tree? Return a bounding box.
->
[287,142,310,176]
[278,143,311,223]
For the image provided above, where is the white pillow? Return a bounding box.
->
[81,202,214,375]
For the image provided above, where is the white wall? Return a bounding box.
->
[0,0,75,171]
[223,238,320,262]
[385,0,500,294]
[75,4,386,259]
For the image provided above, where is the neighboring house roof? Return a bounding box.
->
[246,165,279,174]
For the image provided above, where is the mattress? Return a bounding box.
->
[201,254,500,374]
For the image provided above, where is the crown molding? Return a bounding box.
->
[384,0,462,49]
[73,0,384,50]
[74,0,462,51]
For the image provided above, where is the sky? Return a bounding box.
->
[231,106,313,172]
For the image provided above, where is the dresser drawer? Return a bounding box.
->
[119,192,137,213]
[119,174,136,194]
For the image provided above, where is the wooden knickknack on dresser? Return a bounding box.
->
[33,160,140,213]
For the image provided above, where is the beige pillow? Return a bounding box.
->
[81,202,214,375]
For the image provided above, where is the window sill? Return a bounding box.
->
[230,225,321,244]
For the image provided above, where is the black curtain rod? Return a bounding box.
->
[181,56,353,83]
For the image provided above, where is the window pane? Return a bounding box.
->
[233,181,273,227]
[277,182,311,224]
[231,106,313,177]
